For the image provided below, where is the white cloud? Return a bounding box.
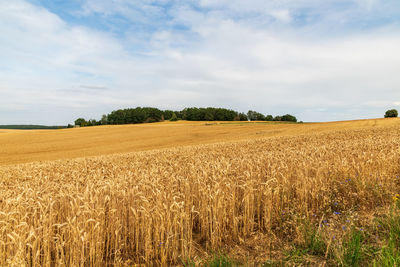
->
[0,0,400,124]
[269,9,291,23]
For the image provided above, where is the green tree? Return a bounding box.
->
[238,113,248,121]
[281,114,297,122]
[163,110,175,120]
[74,118,88,127]
[169,113,178,121]
[204,112,214,121]
[100,114,108,125]
[385,109,398,118]
[87,119,99,126]
[247,110,265,121]
[265,115,273,121]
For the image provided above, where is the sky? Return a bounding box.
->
[0,0,400,124]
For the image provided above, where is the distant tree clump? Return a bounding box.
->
[384,109,398,118]
[181,107,238,121]
[107,107,164,124]
[0,125,66,130]
[73,107,299,127]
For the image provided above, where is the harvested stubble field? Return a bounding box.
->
[1,119,400,266]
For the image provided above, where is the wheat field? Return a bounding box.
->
[0,119,395,166]
[1,119,400,265]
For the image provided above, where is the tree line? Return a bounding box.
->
[0,125,65,130]
[73,107,298,127]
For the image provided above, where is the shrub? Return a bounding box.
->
[384,109,398,118]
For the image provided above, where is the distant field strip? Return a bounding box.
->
[0,119,398,165]
[1,119,400,265]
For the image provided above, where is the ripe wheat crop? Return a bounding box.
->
[1,118,397,166]
[1,121,400,265]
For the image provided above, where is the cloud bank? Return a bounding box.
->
[0,0,399,124]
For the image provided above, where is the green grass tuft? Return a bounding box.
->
[373,202,400,266]
[302,220,327,256]
[205,253,239,267]
[340,227,365,267]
